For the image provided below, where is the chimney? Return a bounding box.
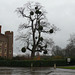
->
[0,26,1,34]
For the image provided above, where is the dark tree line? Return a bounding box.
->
[51,34,75,58]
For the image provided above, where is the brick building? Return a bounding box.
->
[0,26,13,59]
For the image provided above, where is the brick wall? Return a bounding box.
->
[0,26,13,59]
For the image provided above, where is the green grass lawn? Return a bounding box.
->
[58,66,75,69]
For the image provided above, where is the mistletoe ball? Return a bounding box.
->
[21,47,26,52]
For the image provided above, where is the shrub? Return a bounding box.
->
[0,58,75,67]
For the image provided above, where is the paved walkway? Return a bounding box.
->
[49,68,75,75]
[0,67,75,75]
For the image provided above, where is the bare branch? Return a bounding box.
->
[26,39,32,51]
[41,30,49,33]
[16,7,30,18]
[18,23,31,30]
[27,47,32,51]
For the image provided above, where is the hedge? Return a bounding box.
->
[0,59,74,67]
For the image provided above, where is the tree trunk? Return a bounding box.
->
[31,51,35,58]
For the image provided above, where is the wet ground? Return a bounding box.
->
[0,67,75,75]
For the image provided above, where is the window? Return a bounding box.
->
[9,50,12,54]
[5,48,7,52]
[5,42,7,47]
[0,42,3,46]
[4,48,7,55]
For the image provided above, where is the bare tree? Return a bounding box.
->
[16,2,57,58]
[65,34,75,57]
[51,46,64,56]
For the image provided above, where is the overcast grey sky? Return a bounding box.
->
[0,0,75,55]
